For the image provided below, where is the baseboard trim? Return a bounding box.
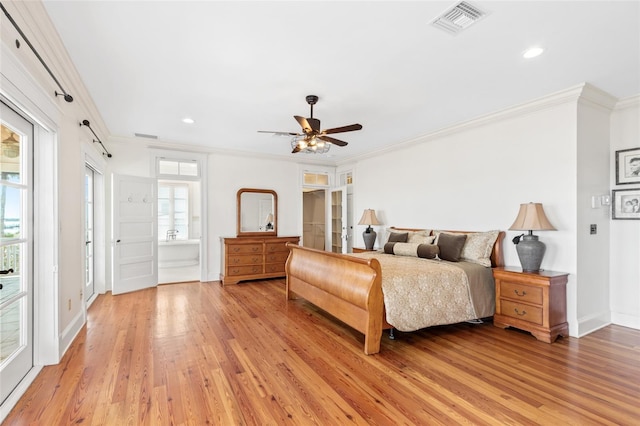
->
[59,310,86,360]
[611,312,640,330]
[577,311,611,337]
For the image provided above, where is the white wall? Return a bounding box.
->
[575,90,617,335]
[106,143,304,282]
[610,97,640,329]
[351,85,608,337]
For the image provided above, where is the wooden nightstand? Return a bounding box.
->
[493,267,569,343]
[352,247,375,253]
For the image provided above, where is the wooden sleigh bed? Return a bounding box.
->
[285,228,505,355]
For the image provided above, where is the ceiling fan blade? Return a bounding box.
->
[319,135,348,147]
[294,116,313,134]
[322,123,362,135]
[257,130,300,136]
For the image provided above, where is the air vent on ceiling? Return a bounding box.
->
[134,132,158,139]
[431,1,487,35]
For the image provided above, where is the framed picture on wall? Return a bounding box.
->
[615,147,640,185]
[612,188,640,220]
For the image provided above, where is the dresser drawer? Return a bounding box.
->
[228,254,263,266]
[265,242,288,253]
[228,244,262,255]
[500,281,543,305]
[265,252,289,263]
[500,300,543,325]
[265,263,285,274]
[227,265,263,276]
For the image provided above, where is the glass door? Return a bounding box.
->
[84,166,95,301]
[0,101,33,404]
[330,186,347,253]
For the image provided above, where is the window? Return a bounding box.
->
[158,159,199,178]
[303,172,329,186]
[158,183,189,240]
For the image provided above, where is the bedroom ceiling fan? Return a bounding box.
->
[258,95,362,154]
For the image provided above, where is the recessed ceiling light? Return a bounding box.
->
[182,117,195,124]
[523,47,544,59]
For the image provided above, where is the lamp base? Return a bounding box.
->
[363,230,377,250]
[515,234,546,272]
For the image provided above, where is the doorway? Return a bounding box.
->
[84,165,95,301]
[302,189,325,250]
[0,101,34,405]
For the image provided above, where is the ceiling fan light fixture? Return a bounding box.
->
[291,136,330,154]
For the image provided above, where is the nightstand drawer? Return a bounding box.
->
[501,300,543,325]
[500,281,543,305]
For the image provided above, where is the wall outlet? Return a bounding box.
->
[590,224,597,235]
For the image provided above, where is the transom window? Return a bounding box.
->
[158,159,198,178]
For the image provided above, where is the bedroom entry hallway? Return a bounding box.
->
[4,280,639,424]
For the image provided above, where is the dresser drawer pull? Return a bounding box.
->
[514,308,527,316]
[252,247,260,252]
[514,289,527,297]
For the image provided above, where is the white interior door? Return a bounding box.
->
[0,101,33,404]
[84,166,95,301]
[329,186,348,254]
[112,174,157,295]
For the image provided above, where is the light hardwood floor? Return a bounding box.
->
[4,279,640,425]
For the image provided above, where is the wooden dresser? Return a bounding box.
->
[493,267,569,343]
[220,236,299,285]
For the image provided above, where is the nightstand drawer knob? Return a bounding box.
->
[514,308,527,316]
[514,289,527,297]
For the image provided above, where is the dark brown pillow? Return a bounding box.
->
[417,244,439,259]
[387,232,408,243]
[384,242,397,254]
[437,233,467,262]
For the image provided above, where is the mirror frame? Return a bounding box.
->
[236,188,278,237]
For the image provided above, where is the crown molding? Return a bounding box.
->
[614,94,640,111]
[338,83,613,165]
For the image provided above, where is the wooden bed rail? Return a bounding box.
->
[285,243,385,355]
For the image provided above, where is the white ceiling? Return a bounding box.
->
[42,1,640,162]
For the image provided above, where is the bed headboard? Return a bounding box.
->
[387,227,505,268]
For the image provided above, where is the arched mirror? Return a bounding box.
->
[237,188,277,237]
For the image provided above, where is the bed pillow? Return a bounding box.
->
[384,242,439,259]
[387,232,408,243]
[460,230,500,267]
[436,233,467,262]
[408,234,435,245]
[385,228,431,244]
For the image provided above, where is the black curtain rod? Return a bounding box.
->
[0,1,73,102]
[80,120,112,158]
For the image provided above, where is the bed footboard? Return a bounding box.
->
[285,244,385,355]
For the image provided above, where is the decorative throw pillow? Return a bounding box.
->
[387,232,408,243]
[436,233,467,262]
[384,242,439,259]
[460,230,500,267]
[407,234,435,245]
[384,242,397,254]
[416,244,439,259]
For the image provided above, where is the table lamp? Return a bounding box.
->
[509,202,556,272]
[358,209,380,250]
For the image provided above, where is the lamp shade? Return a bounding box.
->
[358,209,380,226]
[264,213,274,224]
[509,203,556,231]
